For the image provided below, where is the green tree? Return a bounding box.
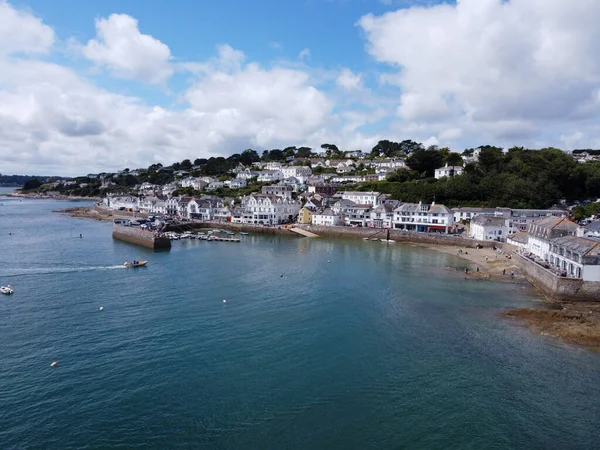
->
[406,148,444,178]
[240,149,260,166]
[22,179,42,191]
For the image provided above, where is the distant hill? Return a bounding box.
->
[0,174,66,187]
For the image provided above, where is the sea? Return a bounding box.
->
[0,188,599,449]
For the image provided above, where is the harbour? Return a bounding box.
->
[2,194,600,449]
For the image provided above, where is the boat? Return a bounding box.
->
[240,232,249,236]
[225,231,235,236]
[1,285,14,295]
[370,238,379,241]
[363,237,369,240]
[124,261,147,268]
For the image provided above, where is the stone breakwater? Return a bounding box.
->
[112,224,171,250]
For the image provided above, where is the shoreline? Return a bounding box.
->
[53,205,600,351]
[3,192,102,201]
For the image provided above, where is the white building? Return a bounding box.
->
[262,184,294,199]
[527,217,579,261]
[435,164,464,179]
[368,203,395,228]
[257,170,284,183]
[229,178,247,189]
[392,202,454,233]
[206,181,225,191]
[341,191,381,207]
[181,177,207,191]
[452,207,497,223]
[242,194,301,225]
[281,166,312,183]
[312,208,344,226]
[469,215,509,241]
[548,236,600,281]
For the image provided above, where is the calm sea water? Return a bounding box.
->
[0,189,599,449]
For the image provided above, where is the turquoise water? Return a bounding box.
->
[1,192,599,449]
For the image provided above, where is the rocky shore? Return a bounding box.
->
[5,192,102,201]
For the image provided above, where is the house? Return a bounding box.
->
[187,197,224,220]
[307,182,339,196]
[341,191,381,207]
[336,166,354,174]
[262,184,293,199]
[312,208,344,226]
[527,216,580,260]
[373,158,406,170]
[181,177,207,191]
[368,203,395,228]
[237,169,261,180]
[264,162,283,170]
[304,197,323,211]
[242,194,301,225]
[206,181,225,191]
[452,207,497,223]
[345,150,368,159]
[469,215,509,241]
[547,236,600,280]
[257,170,284,182]
[161,183,179,196]
[499,207,568,232]
[178,196,193,217]
[434,164,464,179]
[281,177,302,190]
[165,197,180,216]
[392,202,454,233]
[584,220,600,238]
[199,176,217,184]
[229,178,247,189]
[281,166,312,183]
[507,231,529,250]
[297,207,313,224]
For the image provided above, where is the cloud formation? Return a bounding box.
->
[359,0,600,145]
[82,13,173,84]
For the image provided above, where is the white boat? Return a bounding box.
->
[1,285,14,295]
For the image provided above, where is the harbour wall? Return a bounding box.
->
[171,221,497,248]
[112,224,171,250]
[513,253,600,302]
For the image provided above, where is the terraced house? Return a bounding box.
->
[392,202,454,233]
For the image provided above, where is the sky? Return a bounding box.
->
[1,0,600,176]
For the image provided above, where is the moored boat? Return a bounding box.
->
[240,232,249,236]
[1,285,14,295]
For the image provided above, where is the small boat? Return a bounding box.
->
[124,261,147,268]
[370,238,379,241]
[240,232,249,236]
[363,237,369,240]
[225,231,234,236]
[1,285,14,295]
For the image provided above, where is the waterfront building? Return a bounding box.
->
[368,203,395,228]
[187,197,224,220]
[527,216,579,260]
[392,202,454,233]
[547,236,600,281]
[242,194,301,225]
[297,207,313,224]
[498,206,568,232]
[312,208,344,227]
[165,197,180,216]
[469,215,509,241]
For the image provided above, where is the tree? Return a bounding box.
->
[371,140,403,157]
[22,179,42,191]
[321,143,340,157]
[240,149,260,166]
[180,159,192,170]
[386,169,418,182]
[283,146,297,158]
[406,148,444,177]
[446,152,464,167]
[194,158,207,166]
[297,147,312,158]
[477,146,504,173]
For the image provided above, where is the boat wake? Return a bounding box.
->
[0,265,126,277]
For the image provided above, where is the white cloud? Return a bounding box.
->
[269,41,282,50]
[336,68,362,90]
[358,0,600,143]
[82,13,173,84]
[298,48,311,59]
[0,1,54,55]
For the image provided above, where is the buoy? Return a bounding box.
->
[223,300,226,303]
[300,250,303,253]
[280,274,284,277]
[328,260,330,263]
[50,361,57,367]
[99,306,104,311]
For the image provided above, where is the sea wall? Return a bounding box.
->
[112,224,171,250]
[513,253,600,302]
[173,221,497,248]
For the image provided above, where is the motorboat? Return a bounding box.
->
[1,285,14,295]
[240,232,249,236]
[124,261,147,268]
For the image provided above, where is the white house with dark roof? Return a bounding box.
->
[368,203,395,228]
[312,208,344,226]
[392,202,454,233]
[341,191,381,207]
[434,164,464,179]
[242,194,301,225]
[469,215,509,241]
[527,217,580,260]
[548,236,600,281]
[452,207,497,223]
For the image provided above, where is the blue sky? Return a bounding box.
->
[1,0,599,175]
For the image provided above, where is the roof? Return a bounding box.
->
[585,220,600,232]
[342,191,380,196]
[508,231,529,244]
[531,216,578,231]
[471,215,506,227]
[551,235,600,256]
[452,207,497,214]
